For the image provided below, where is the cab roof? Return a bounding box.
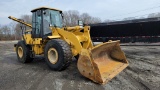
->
[31,7,62,12]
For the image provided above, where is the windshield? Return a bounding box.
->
[49,10,63,28]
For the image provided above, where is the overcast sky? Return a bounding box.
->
[1,0,160,25]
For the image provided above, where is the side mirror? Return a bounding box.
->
[61,13,64,19]
[43,11,46,15]
[78,20,83,26]
[49,24,52,27]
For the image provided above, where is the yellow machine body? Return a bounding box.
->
[9,7,128,84]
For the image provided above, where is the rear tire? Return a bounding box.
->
[44,39,72,71]
[16,41,33,63]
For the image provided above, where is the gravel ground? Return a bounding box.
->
[0,41,160,90]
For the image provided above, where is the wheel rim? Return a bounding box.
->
[48,48,58,64]
[18,46,23,58]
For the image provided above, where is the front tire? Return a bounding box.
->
[16,41,33,63]
[44,39,72,71]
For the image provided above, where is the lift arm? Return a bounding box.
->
[8,16,32,28]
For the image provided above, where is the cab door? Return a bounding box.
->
[42,9,52,36]
[32,10,43,38]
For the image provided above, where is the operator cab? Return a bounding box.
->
[31,7,63,38]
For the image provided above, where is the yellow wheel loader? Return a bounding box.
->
[8,7,128,84]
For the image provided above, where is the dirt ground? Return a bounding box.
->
[0,41,160,90]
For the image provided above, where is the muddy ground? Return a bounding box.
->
[0,41,160,90]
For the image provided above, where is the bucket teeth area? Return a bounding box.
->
[77,41,129,84]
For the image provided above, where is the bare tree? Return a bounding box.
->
[0,26,2,40]
[156,13,160,17]
[80,13,101,24]
[123,17,135,20]
[80,13,91,24]
[148,13,156,18]
[138,17,145,19]
[103,19,116,23]
[14,15,32,40]
[0,25,11,40]
[63,10,80,26]
[63,10,102,26]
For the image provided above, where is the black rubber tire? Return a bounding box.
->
[16,40,33,63]
[44,39,72,71]
[74,54,79,60]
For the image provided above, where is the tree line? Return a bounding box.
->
[0,10,160,40]
[63,10,101,26]
[0,10,101,40]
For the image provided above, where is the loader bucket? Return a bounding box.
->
[77,40,128,84]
